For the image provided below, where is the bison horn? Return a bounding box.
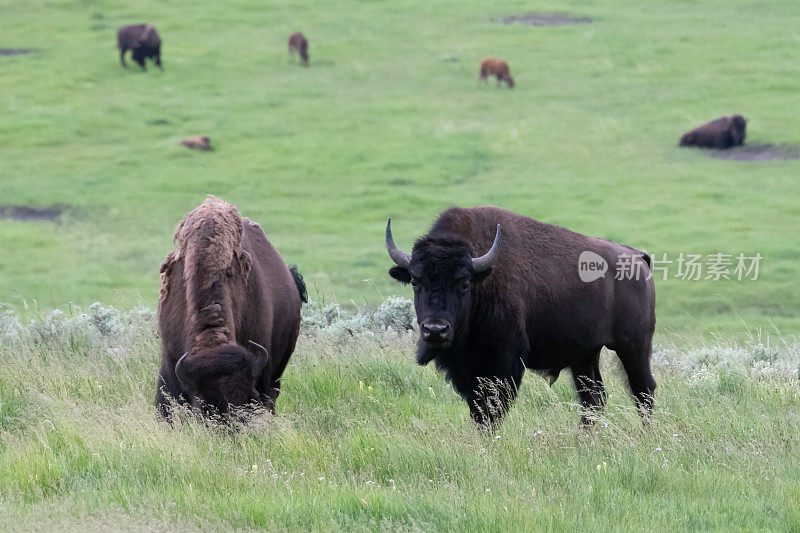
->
[248,340,270,378]
[174,352,197,393]
[385,217,411,268]
[471,224,502,273]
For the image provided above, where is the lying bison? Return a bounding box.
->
[386,207,656,427]
[155,197,307,419]
[118,24,162,70]
[181,135,211,151]
[679,115,746,149]
[288,32,309,66]
[479,58,514,88]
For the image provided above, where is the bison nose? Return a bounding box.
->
[421,321,450,341]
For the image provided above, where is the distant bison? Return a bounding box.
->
[679,115,746,149]
[118,24,162,70]
[288,32,309,66]
[155,197,307,419]
[386,207,656,427]
[479,58,514,88]
[181,135,211,151]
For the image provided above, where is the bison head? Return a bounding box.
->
[731,115,747,146]
[386,218,501,364]
[174,341,269,415]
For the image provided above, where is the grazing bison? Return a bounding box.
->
[679,115,747,149]
[181,135,211,151]
[288,32,309,66]
[155,197,307,419]
[479,58,514,88]
[118,24,162,70]
[386,207,656,427]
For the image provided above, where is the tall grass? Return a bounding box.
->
[1,303,798,530]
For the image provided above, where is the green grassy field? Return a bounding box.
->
[1,306,799,530]
[2,0,800,530]
[1,0,799,337]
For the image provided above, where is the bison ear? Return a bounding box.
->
[471,268,493,284]
[388,266,411,284]
[159,252,175,275]
[159,252,176,301]
[238,251,252,283]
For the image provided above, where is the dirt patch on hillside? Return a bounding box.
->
[0,48,38,56]
[499,13,592,26]
[0,205,64,222]
[709,144,800,161]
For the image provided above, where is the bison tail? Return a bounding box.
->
[289,265,308,303]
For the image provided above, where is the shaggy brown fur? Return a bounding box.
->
[479,58,514,89]
[679,115,747,149]
[155,197,306,419]
[117,24,162,70]
[387,207,655,427]
[288,32,309,66]
[180,136,211,151]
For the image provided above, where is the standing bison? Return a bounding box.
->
[679,115,747,149]
[155,197,307,419]
[288,32,309,66]
[479,58,514,88]
[386,207,656,427]
[117,24,162,70]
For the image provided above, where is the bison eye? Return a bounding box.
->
[410,279,420,288]
[460,281,469,293]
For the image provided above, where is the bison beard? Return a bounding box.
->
[155,197,306,420]
[386,207,656,428]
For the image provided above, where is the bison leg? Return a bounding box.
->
[262,378,280,414]
[132,47,146,70]
[119,47,128,68]
[466,363,525,430]
[467,383,514,430]
[154,364,186,420]
[571,348,606,425]
[614,336,656,419]
[155,45,162,70]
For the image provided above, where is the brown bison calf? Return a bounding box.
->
[118,24,162,70]
[679,115,747,149]
[479,58,514,89]
[288,32,309,66]
[181,136,211,151]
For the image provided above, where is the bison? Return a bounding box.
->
[118,24,162,70]
[386,207,656,427]
[679,115,746,149]
[155,197,307,419]
[479,58,514,89]
[181,135,211,151]
[288,32,309,66]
